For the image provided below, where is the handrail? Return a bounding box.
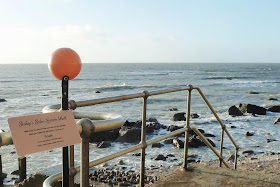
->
[0,85,239,187]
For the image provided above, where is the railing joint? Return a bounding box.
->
[68,100,77,110]
[140,141,148,149]
[142,90,149,99]
[188,84,193,91]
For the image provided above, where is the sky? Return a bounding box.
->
[0,0,280,64]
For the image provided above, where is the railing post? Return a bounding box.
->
[78,119,94,187]
[219,128,225,167]
[140,91,149,187]
[234,147,239,170]
[69,145,75,187]
[183,85,192,170]
[0,155,3,185]
[18,156,26,182]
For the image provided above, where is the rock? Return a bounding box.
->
[169,108,178,111]
[116,127,141,143]
[274,117,280,124]
[147,118,158,123]
[190,113,199,119]
[151,143,164,148]
[123,120,142,128]
[239,103,266,115]
[167,125,183,132]
[269,98,278,101]
[228,105,243,116]
[97,141,111,148]
[154,154,167,161]
[268,105,280,113]
[227,154,238,162]
[163,139,173,144]
[118,160,125,165]
[132,153,141,156]
[189,128,205,136]
[248,91,260,94]
[242,150,255,155]
[245,131,254,136]
[265,139,278,143]
[188,135,216,148]
[230,126,237,128]
[173,137,184,148]
[172,112,186,121]
[95,91,101,93]
[14,174,49,187]
[89,128,120,143]
[0,99,6,102]
[204,133,215,137]
[146,122,162,133]
[166,154,175,157]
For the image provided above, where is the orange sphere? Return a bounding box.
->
[49,48,82,80]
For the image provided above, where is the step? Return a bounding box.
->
[149,164,280,187]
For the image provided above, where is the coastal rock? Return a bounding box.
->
[89,129,120,143]
[116,127,141,143]
[248,91,260,94]
[268,105,280,113]
[239,103,266,115]
[154,154,167,161]
[123,120,142,128]
[189,128,205,136]
[169,108,178,111]
[204,133,216,138]
[167,125,183,132]
[189,135,216,148]
[173,137,184,148]
[242,150,255,156]
[265,139,278,143]
[190,113,199,119]
[163,139,173,144]
[269,98,278,101]
[0,99,6,102]
[152,143,164,148]
[245,131,254,136]
[172,112,186,121]
[228,105,243,116]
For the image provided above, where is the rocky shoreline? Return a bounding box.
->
[14,152,280,187]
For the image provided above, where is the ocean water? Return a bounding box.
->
[0,63,280,176]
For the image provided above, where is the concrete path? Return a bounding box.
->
[149,164,280,187]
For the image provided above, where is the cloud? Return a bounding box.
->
[0,25,179,63]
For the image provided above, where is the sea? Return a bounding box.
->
[0,63,280,177]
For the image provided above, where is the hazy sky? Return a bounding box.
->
[0,0,279,64]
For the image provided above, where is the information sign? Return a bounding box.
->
[8,110,81,156]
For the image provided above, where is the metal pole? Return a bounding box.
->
[18,156,26,182]
[219,129,225,167]
[234,148,238,170]
[183,85,192,170]
[69,145,75,187]
[62,76,69,187]
[78,118,94,187]
[81,137,89,187]
[0,155,2,185]
[140,91,148,187]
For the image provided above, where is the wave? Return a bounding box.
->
[204,76,253,80]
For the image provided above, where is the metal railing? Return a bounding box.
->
[0,85,239,187]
